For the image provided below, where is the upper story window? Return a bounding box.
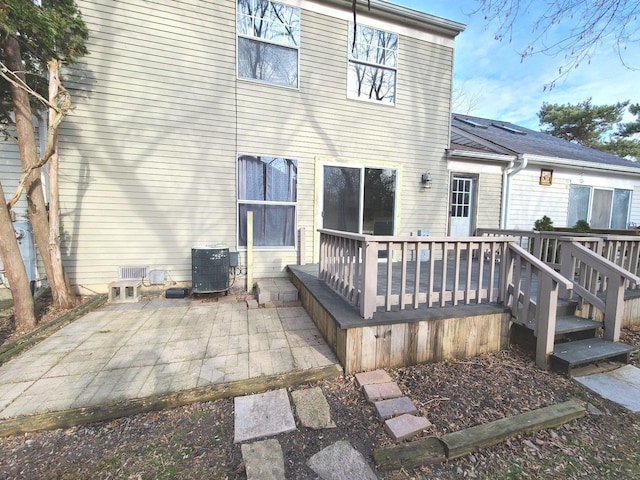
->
[237,0,300,88]
[347,23,398,105]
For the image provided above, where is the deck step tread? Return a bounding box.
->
[515,315,601,335]
[552,338,637,367]
[554,315,602,335]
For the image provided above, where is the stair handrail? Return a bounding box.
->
[559,241,640,342]
[501,243,573,369]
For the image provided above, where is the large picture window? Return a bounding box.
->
[237,0,300,88]
[347,23,398,105]
[238,155,297,248]
[568,184,632,229]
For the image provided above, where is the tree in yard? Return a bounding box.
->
[538,99,640,160]
[0,182,36,329]
[0,0,87,328]
[476,0,640,84]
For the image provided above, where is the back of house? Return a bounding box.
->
[2,0,465,294]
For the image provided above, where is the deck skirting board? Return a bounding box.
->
[289,265,511,373]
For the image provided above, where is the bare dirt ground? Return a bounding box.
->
[0,296,639,479]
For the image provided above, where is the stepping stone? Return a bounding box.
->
[384,414,432,442]
[291,387,336,429]
[362,382,403,402]
[375,396,418,420]
[307,440,378,480]
[241,439,285,480]
[355,369,392,387]
[234,389,296,443]
[574,364,640,413]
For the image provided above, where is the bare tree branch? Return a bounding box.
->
[7,82,71,210]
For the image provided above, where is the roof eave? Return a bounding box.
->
[523,154,640,175]
[334,0,466,37]
[447,149,516,163]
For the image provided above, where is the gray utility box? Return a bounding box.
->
[192,246,229,294]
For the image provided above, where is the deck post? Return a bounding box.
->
[360,240,378,319]
[536,275,558,370]
[603,274,625,342]
[558,241,574,300]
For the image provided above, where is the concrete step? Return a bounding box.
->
[255,278,299,304]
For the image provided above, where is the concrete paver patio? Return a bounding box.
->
[0,297,339,425]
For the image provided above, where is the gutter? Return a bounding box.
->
[501,154,527,229]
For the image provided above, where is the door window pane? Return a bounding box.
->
[568,185,590,227]
[364,168,396,235]
[591,189,613,228]
[612,189,631,229]
[323,166,361,233]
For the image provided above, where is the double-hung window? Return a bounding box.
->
[238,155,297,248]
[347,23,398,105]
[237,0,300,88]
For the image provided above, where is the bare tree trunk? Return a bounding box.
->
[1,34,74,309]
[0,182,36,331]
[47,60,76,309]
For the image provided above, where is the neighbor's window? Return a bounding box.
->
[347,23,398,104]
[238,155,297,248]
[237,0,300,88]
[568,184,632,229]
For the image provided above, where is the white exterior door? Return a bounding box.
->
[450,175,475,236]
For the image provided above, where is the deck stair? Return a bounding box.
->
[515,299,637,375]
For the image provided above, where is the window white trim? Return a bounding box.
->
[236,0,301,89]
[347,22,398,105]
[237,153,298,250]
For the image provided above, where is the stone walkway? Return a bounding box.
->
[0,297,338,422]
[236,368,434,479]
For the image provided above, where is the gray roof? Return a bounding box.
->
[451,113,640,170]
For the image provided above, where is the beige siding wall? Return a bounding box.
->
[56,0,455,290]
[61,0,237,289]
[476,173,502,230]
[0,135,26,220]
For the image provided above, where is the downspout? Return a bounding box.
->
[500,154,527,229]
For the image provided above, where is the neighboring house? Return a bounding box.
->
[1,0,465,293]
[447,114,640,235]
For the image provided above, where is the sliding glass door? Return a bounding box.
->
[322,165,396,235]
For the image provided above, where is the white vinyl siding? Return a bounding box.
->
[51,0,456,288]
[631,186,640,227]
[508,173,570,230]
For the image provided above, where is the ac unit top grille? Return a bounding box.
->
[119,266,148,281]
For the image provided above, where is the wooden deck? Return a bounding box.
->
[289,264,511,373]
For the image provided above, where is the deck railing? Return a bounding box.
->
[478,228,640,287]
[558,241,639,342]
[318,229,509,319]
[501,243,573,368]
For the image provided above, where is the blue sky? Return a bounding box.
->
[393,0,640,130]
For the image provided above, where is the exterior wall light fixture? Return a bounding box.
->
[421,172,432,189]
